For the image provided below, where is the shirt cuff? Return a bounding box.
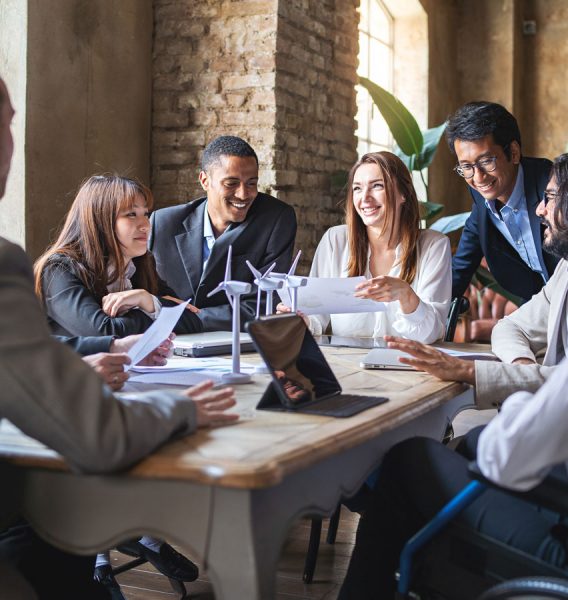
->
[394,299,427,323]
[140,295,162,320]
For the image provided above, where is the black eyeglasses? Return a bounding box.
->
[453,156,499,179]
[543,190,559,206]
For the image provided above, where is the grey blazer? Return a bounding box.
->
[149,193,297,331]
[474,259,568,408]
[0,237,199,478]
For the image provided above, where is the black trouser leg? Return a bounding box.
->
[0,521,110,600]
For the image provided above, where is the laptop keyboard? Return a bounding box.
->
[300,393,388,418]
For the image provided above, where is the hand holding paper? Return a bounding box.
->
[126,300,190,369]
[277,276,385,315]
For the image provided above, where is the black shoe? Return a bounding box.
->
[117,540,199,582]
[93,564,127,600]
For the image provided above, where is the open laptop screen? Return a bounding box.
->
[247,314,341,408]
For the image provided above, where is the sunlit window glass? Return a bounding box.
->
[356,0,393,157]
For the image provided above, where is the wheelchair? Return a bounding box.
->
[395,463,568,600]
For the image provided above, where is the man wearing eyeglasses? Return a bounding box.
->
[386,155,568,412]
[448,101,558,304]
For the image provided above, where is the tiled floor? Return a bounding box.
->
[112,408,495,599]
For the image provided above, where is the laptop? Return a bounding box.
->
[246,314,388,417]
[360,348,416,371]
[173,332,255,358]
[314,335,387,349]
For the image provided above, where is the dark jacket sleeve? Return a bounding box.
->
[198,203,298,331]
[41,257,156,337]
[451,199,484,298]
[0,240,200,475]
[54,335,114,356]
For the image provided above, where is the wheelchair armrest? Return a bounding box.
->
[468,461,568,516]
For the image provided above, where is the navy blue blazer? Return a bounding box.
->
[452,156,558,304]
[149,193,297,331]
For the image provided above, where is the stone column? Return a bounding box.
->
[0,0,153,259]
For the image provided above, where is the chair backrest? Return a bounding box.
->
[444,296,470,342]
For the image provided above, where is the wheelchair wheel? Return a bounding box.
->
[478,577,568,599]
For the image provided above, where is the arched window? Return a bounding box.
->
[356,0,394,156]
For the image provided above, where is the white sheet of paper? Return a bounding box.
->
[128,357,256,385]
[130,357,256,373]
[126,300,190,369]
[277,276,385,315]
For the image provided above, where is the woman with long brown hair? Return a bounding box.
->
[34,174,202,337]
[293,151,451,343]
[34,175,203,596]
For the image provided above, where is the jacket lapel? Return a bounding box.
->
[523,159,547,272]
[174,201,206,300]
[544,269,568,366]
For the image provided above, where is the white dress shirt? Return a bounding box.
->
[478,357,568,491]
[485,165,548,281]
[202,201,216,273]
[307,226,452,343]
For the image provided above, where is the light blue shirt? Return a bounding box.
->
[202,202,216,273]
[484,165,548,282]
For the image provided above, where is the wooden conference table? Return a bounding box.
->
[0,344,481,599]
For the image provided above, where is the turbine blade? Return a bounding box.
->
[207,283,224,298]
[288,250,302,276]
[246,259,263,281]
[225,290,234,309]
[262,262,277,279]
[225,245,233,282]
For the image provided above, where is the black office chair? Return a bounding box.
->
[396,463,568,600]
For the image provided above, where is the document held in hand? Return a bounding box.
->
[126,300,190,369]
[277,276,386,315]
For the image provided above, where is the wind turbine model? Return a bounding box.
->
[207,245,252,384]
[246,261,284,374]
[246,261,283,318]
[270,250,308,312]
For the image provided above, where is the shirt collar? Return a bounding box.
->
[106,260,136,293]
[485,164,525,215]
[202,202,216,242]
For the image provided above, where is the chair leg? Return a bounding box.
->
[303,518,322,583]
[168,577,188,598]
[326,504,341,545]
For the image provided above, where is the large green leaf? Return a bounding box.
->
[359,76,423,156]
[394,122,447,171]
[429,211,470,233]
[473,266,523,307]
[412,122,447,170]
[419,201,444,221]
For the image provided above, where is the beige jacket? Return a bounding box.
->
[0,238,198,477]
[474,259,568,408]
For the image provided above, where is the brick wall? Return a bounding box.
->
[152,0,279,206]
[151,0,359,273]
[273,0,359,271]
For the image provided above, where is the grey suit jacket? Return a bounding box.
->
[474,259,568,408]
[149,193,297,331]
[0,237,198,478]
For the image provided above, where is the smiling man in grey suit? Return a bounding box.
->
[149,136,297,331]
[386,153,568,409]
[0,77,238,599]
